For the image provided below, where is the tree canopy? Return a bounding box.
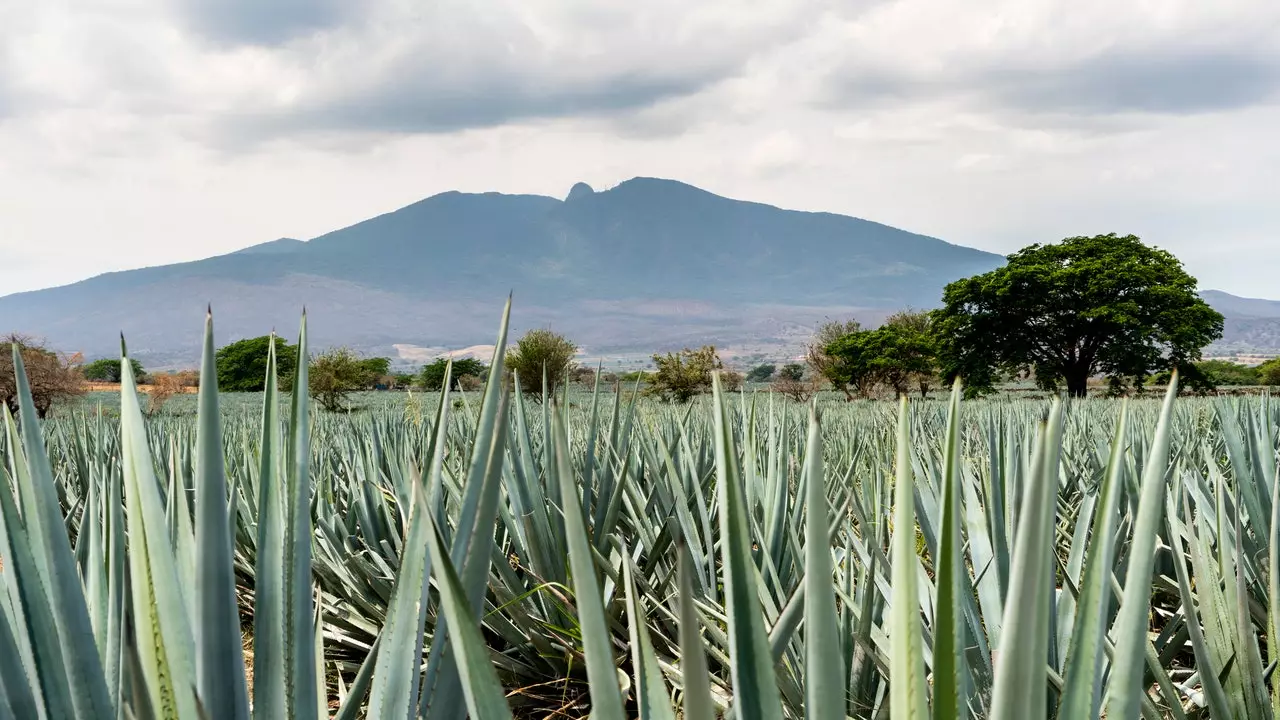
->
[933,234,1223,397]
[83,358,147,384]
[507,329,577,398]
[746,364,776,382]
[825,311,938,399]
[420,357,488,391]
[1258,358,1280,386]
[216,336,298,392]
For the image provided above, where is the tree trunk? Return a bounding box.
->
[1066,370,1089,398]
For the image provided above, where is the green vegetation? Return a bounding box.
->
[647,345,727,402]
[934,233,1224,397]
[826,309,938,398]
[309,346,386,412]
[1260,357,1280,386]
[3,301,1280,719]
[746,363,776,382]
[215,334,297,391]
[82,358,147,383]
[777,363,804,381]
[419,356,487,391]
[806,318,864,398]
[507,328,577,397]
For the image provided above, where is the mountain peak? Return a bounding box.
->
[566,181,595,201]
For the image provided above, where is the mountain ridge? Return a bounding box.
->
[0,177,1273,364]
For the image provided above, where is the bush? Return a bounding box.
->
[310,347,381,412]
[83,358,147,384]
[145,373,185,415]
[1195,359,1260,386]
[746,364,776,382]
[420,357,487,391]
[216,336,298,392]
[772,375,820,403]
[1260,358,1280,386]
[1,334,85,418]
[806,319,863,399]
[778,363,805,382]
[647,346,726,403]
[507,329,578,398]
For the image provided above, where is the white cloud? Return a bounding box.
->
[1,0,1279,299]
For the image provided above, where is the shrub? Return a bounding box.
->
[83,358,147,384]
[1,334,85,418]
[647,345,726,403]
[420,357,487,391]
[806,319,863,399]
[507,329,577,398]
[1259,358,1280,386]
[145,372,185,415]
[216,336,298,392]
[778,363,805,382]
[746,364,776,382]
[310,347,380,412]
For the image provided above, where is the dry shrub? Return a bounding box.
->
[771,375,821,403]
[1,333,86,418]
[146,373,185,415]
[457,374,483,392]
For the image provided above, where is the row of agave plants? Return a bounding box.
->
[2,299,1279,718]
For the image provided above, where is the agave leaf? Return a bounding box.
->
[677,547,717,720]
[10,344,116,719]
[119,339,200,719]
[889,397,928,720]
[285,314,318,720]
[989,400,1062,720]
[252,334,287,719]
[192,312,250,720]
[932,381,966,720]
[1104,373,1178,720]
[802,403,844,720]
[1057,401,1129,718]
[422,499,515,720]
[712,373,785,720]
[553,403,627,718]
[623,552,677,720]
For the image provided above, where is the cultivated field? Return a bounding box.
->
[3,313,1279,719]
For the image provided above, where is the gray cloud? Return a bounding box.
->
[830,45,1280,119]
[176,0,350,46]
[240,70,718,138]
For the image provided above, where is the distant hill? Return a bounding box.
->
[3,177,1271,367]
[1200,290,1280,357]
[0,177,1005,365]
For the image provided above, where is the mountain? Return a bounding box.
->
[0,177,1009,365]
[1199,290,1280,357]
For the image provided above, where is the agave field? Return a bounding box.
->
[2,300,1279,719]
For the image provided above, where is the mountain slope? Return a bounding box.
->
[1200,290,1280,356]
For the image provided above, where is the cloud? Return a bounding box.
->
[175,0,350,46]
[819,0,1280,121]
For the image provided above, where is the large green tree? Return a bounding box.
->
[420,357,488,390]
[215,336,298,392]
[83,358,147,383]
[933,234,1223,397]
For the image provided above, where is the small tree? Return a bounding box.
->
[309,347,379,412]
[806,319,863,399]
[771,366,820,403]
[216,336,298,392]
[778,363,805,382]
[2,334,86,418]
[1256,358,1280,387]
[507,329,578,398]
[83,358,147,384]
[420,357,488,391]
[746,364,776,382]
[647,345,725,403]
[146,372,186,415]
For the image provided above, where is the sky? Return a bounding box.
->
[1,0,1278,298]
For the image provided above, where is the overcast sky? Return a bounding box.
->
[1,0,1278,298]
